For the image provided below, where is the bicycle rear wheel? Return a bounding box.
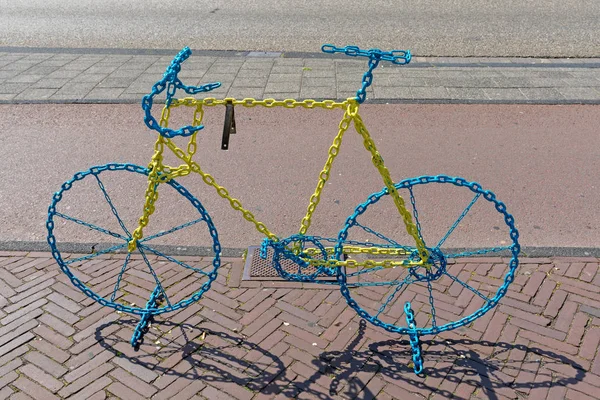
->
[46,163,221,316]
[335,175,520,336]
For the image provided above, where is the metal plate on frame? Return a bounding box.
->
[242,245,338,281]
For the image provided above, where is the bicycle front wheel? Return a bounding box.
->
[46,163,221,315]
[335,175,520,336]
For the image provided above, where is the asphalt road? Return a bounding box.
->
[0,0,599,57]
[1,103,598,255]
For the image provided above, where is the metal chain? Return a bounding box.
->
[404,302,424,374]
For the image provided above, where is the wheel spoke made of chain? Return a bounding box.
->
[443,271,490,302]
[375,274,414,318]
[138,244,210,277]
[139,217,206,244]
[445,245,514,259]
[436,193,481,248]
[137,246,172,308]
[54,212,128,241]
[111,252,132,302]
[354,221,405,248]
[408,186,426,246]
[93,174,132,237]
[427,276,437,329]
[64,242,129,265]
[346,278,413,288]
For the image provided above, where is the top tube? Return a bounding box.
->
[321,44,412,104]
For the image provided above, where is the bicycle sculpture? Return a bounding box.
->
[47,44,520,374]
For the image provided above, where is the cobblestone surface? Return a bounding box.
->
[0,251,599,399]
[0,50,599,103]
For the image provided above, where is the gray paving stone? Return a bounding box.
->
[265,81,301,93]
[337,81,370,93]
[63,61,100,71]
[493,77,534,88]
[85,88,125,100]
[483,88,528,100]
[300,87,337,99]
[0,93,16,101]
[178,70,208,79]
[372,86,412,99]
[392,69,439,78]
[207,64,242,75]
[273,59,304,66]
[302,69,336,78]
[303,60,335,68]
[337,91,360,100]
[468,69,505,78]
[411,86,451,99]
[271,66,305,74]
[558,87,600,100]
[98,77,135,88]
[15,88,57,100]
[236,69,271,78]
[3,63,36,72]
[446,88,490,100]
[266,73,301,83]
[71,74,107,83]
[231,76,268,88]
[26,65,60,75]
[47,69,81,79]
[519,88,565,101]
[6,74,44,84]
[240,60,274,70]
[303,77,334,87]
[108,69,146,79]
[562,78,600,87]
[85,65,120,75]
[379,77,426,87]
[226,87,265,99]
[533,70,575,79]
[0,82,30,94]
[53,82,96,97]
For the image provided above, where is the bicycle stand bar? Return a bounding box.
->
[221,100,236,150]
[130,285,162,349]
[404,302,424,374]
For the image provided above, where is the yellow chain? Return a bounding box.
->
[169,97,348,110]
[161,138,279,242]
[346,100,429,265]
[303,246,410,257]
[129,96,428,267]
[299,106,352,235]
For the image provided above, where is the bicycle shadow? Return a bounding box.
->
[94,317,286,392]
[93,317,586,399]
[304,320,586,400]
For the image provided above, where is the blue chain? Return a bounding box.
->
[141,47,221,138]
[131,285,162,349]
[404,302,424,374]
[46,163,222,319]
[335,174,520,337]
[321,44,411,104]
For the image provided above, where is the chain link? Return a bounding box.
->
[404,302,424,374]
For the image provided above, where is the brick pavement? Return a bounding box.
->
[0,48,599,104]
[0,251,599,399]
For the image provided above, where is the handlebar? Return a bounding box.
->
[321,44,411,65]
[142,47,221,139]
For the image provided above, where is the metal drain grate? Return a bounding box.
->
[242,245,338,281]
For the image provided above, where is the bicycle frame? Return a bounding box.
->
[128,95,430,268]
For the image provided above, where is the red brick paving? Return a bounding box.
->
[0,252,599,399]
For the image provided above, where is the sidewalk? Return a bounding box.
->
[0,48,599,104]
[0,251,599,399]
